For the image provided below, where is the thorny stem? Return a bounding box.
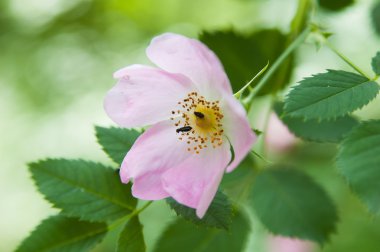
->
[107,201,152,231]
[250,150,272,165]
[244,0,312,168]
[244,26,312,104]
[324,41,371,79]
[234,63,269,99]
[264,0,312,93]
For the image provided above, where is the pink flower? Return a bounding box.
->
[265,113,296,152]
[268,236,314,252]
[104,33,256,218]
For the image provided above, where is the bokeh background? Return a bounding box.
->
[1,0,380,251]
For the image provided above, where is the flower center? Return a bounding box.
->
[171,92,224,154]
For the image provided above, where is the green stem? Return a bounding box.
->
[265,0,312,94]
[244,26,312,103]
[290,0,312,36]
[108,201,152,231]
[250,150,272,165]
[259,104,272,155]
[234,62,269,99]
[325,41,371,79]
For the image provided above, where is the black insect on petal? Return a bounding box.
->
[194,111,205,119]
[176,126,192,133]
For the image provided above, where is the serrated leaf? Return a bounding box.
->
[29,159,137,222]
[199,29,293,95]
[337,120,380,214]
[153,211,250,252]
[284,70,379,120]
[275,102,358,143]
[166,190,233,230]
[318,0,354,11]
[95,126,140,164]
[250,167,338,245]
[117,216,146,252]
[371,51,380,76]
[16,215,107,252]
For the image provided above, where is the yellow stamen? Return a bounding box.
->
[172,92,224,153]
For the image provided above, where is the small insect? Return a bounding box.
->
[194,111,205,119]
[176,126,192,133]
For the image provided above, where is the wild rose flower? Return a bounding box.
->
[104,33,256,218]
[265,113,296,152]
[268,236,314,252]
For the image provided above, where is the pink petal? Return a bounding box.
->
[265,113,296,152]
[120,120,189,185]
[221,95,256,172]
[268,236,315,252]
[196,168,225,218]
[104,64,195,127]
[146,33,232,99]
[161,142,231,218]
[131,169,169,200]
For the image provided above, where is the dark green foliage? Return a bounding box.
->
[284,70,379,120]
[16,215,107,252]
[153,211,250,252]
[337,120,380,214]
[371,2,380,35]
[318,0,355,11]
[117,216,146,252]
[29,159,136,222]
[200,29,293,95]
[250,167,338,244]
[221,155,256,203]
[275,102,358,143]
[166,190,233,230]
[371,51,380,75]
[95,126,141,164]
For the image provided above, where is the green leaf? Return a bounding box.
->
[284,70,379,120]
[371,51,380,76]
[117,216,146,252]
[250,167,338,245]
[337,120,380,214]
[153,211,250,252]
[16,215,107,252]
[318,0,354,11]
[95,126,140,164]
[221,155,256,203]
[372,2,380,36]
[275,102,359,143]
[199,29,293,95]
[29,159,137,222]
[166,190,233,230]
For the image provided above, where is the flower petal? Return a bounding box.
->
[268,236,315,252]
[104,64,195,127]
[221,95,256,172]
[120,120,189,183]
[265,113,296,152]
[161,142,231,218]
[146,33,232,99]
[131,169,169,200]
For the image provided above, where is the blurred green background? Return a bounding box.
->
[1,0,380,251]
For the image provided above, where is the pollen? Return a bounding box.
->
[172,91,224,154]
